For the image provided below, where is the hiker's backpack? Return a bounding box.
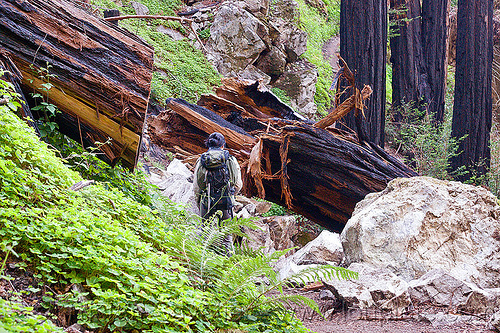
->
[200,149,233,210]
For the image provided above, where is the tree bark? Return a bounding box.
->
[450,0,493,181]
[421,0,448,123]
[0,0,154,168]
[339,0,387,147]
[0,55,39,135]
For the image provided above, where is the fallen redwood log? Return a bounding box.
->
[0,0,154,168]
[246,123,417,231]
[149,91,418,232]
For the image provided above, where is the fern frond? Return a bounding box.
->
[286,264,358,286]
[261,293,323,318]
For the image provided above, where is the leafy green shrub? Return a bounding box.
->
[160,216,357,331]
[0,297,63,333]
[385,66,463,180]
[385,102,461,179]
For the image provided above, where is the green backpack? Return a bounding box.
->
[200,149,232,209]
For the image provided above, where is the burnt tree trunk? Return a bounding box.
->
[421,0,448,123]
[389,0,428,121]
[450,0,493,181]
[0,0,153,168]
[339,0,387,147]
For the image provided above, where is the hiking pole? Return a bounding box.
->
[207,183,211,213]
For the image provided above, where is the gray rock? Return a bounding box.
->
[65,323,85,333]
[408,269,475,307]
[291,230,343,266]
[244,203,257,215]
[319,289,335,300]
[157,25,185,41]
[192,11,210,24]
[282,27,308,62]
[273,60,318,118]
[255,45,287,76]
[234,0,269,14]
[459,287,500,315]
[236,65,271,86]
[341,176,500,288]
[241,218,275,254]
[130,1,149,15]
[492,311,500,331]
[270,0,300,22]
[419,312,485,328]
[269,0,307,62]
[160,174,197,214]
[255,201,272,215]
[166,158,192,178]
[206,2,268,76]
[237,207,252,219]
[323,263,411,315]
[235,195,255,206]
[264,215,298,251]
[275,230,343,281]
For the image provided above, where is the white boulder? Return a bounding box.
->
[341,176,500,288]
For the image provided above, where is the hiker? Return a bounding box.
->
[193,132,242,254]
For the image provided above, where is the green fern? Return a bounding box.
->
[159,213,357,322]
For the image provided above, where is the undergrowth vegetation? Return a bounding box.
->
[0,76,357,331]
[296,0,341,115]
[88,0,220,104]
[385,67,460,180]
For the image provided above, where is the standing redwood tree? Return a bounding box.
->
[450,0,493,181]
[389,0,428,122]
[421,0,448,123]
[389,0,448,123]
[339,0,387,147]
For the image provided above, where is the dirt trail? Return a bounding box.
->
[322,35,341,73]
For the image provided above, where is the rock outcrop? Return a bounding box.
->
[191,0,318,118]
[205,2,268,76]
[323,262,411,316]
[341,176,500,288]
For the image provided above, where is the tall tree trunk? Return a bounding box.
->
[389,0,427,122]
[339,0,387,147]
[421,0,449,122]
[450,0,493,181]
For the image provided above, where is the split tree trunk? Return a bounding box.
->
[0,55,39,134]
[0,0,154,168]
[450,0,493,181]
[148,80,418,232]
[339,0,387,147]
